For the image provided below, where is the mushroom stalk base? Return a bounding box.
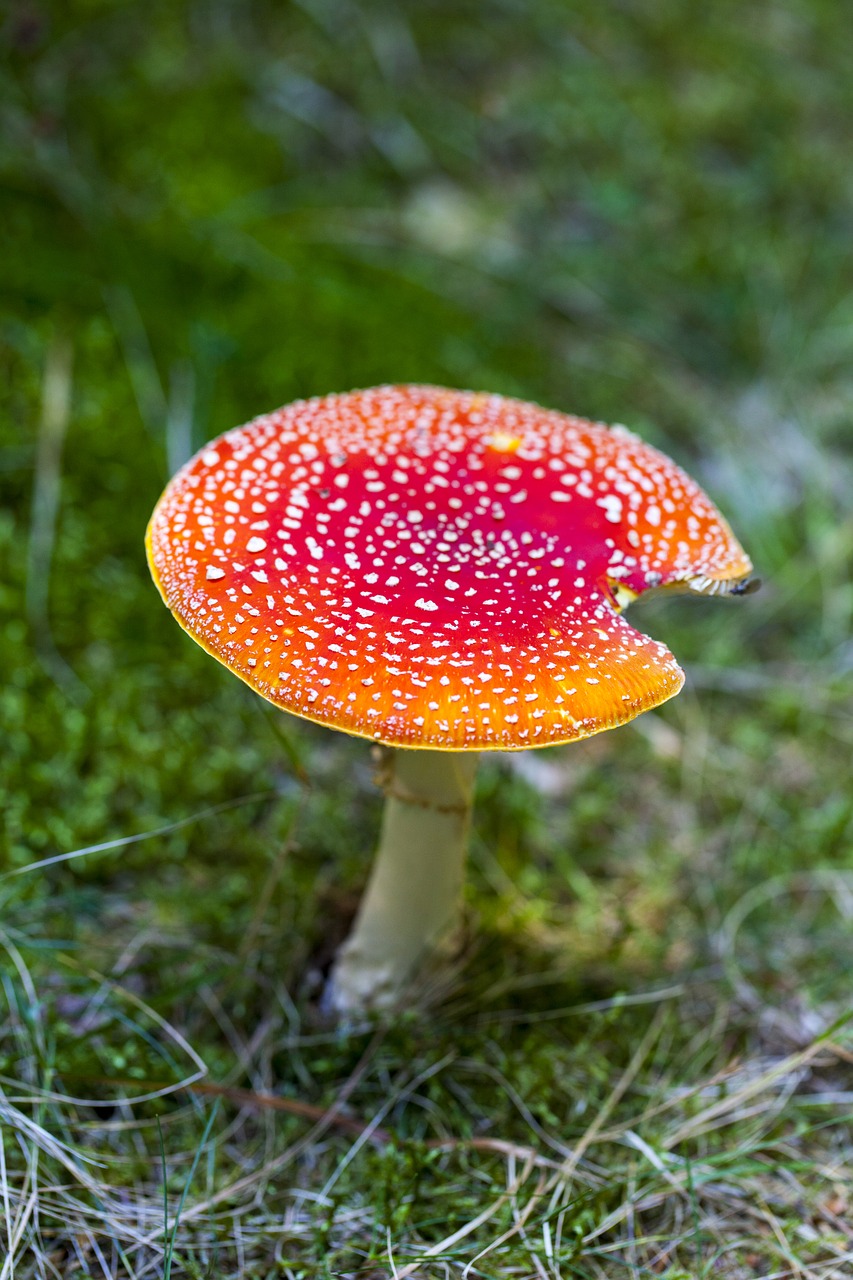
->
[326,748,479,1017]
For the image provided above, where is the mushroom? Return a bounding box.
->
[146,385,754,1015]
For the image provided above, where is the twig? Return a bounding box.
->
[56,1074,392,1142]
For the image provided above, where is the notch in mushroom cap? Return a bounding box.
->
[146,385,755,1014]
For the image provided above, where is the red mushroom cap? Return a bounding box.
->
[146,386,752,750]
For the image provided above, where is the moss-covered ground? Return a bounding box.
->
[1,2,852,1275]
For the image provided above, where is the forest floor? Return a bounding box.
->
[1,2,852,1275]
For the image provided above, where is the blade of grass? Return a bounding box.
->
[25,334,88,703]
[1,789,279,884]
[158,1101,221,1280]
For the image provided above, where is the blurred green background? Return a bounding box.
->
[1,2,852,1276]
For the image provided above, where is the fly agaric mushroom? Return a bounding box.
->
[146,385,754,1015]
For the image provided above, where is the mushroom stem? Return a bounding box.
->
[326,748,479,1016]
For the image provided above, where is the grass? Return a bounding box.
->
[1,0,852,1275]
